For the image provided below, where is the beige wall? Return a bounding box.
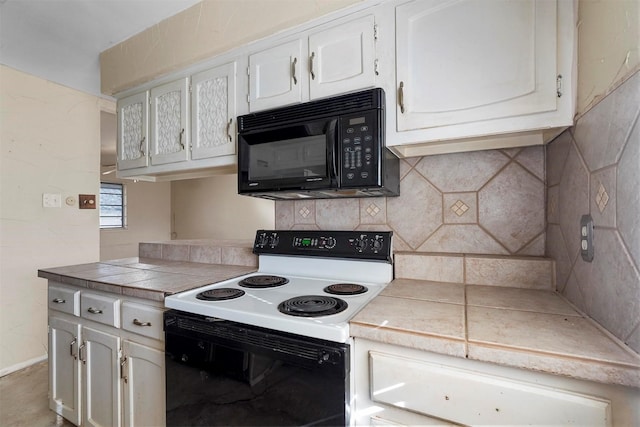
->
[577,0,640,115]
[100,173,171,260]
[100,0,360,95]
[0,66,101,374]
[171,174,274,240]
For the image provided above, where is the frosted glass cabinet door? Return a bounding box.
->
[395,0,558,131]
[82,326,122,427]
[150,78,190,165]
[49,316,81,426]
[191,62,237,160]
[308,15,376,100]
[117,92,149,170]
[122,340,165,427]
[249,39,303,112]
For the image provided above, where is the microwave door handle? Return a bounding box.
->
[327,119,339,181]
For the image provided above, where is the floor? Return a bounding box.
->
[0,361,74,427]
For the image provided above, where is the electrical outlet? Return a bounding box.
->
[43,193,61,208]
[580,214,594,262]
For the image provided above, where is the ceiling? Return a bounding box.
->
[0,0,201,167]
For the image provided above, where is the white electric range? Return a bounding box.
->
[163,229,393,426]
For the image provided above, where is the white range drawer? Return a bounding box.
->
[48,284,80,315]
[369,351,611,426]
[121,301,164,340]
[81,292,121,327]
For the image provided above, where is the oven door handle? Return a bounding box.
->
[327,118,339,184]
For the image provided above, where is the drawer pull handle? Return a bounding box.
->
[291,57,298,85]
[226,118,233,142]
[399,81,405,114]
[87,307,103,314]
[133,319,152,327]
[52,298,66,304]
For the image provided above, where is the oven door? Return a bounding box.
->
[238,118,338,195]
[164,310,350,426]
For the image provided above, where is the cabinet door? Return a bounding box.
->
[150,78,190,165]
[82,326,122,427]
[122,340,165,427]
[116,92,149,170]
[395,0,557,131]
[49,316,81,426]
[191,62,237,160]
[309,15,376,100]
[249,39,303,112]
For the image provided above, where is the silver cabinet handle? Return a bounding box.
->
[179,128,185,149]
[310,52,316,80]
[78,342,86,364]
[52,298,66,304]
[120,355,128,383]
[139,136,146,155]
[291,57,298,85]
[133,318,152,327]
[226,118,233,142]
[399,81,405,114]
[70,338,77,360]
[87,307,103,314]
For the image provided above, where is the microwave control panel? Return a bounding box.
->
[339,112,380,187]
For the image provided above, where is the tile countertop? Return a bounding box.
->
[350,253,640,388]
[38,257,257,302]
[350,278,640,388]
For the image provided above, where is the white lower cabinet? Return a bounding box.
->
[49,316,82,425]
[122,340,165,427]
[82,326,122,427]
[354,339,639,427]
[48,282,165,427]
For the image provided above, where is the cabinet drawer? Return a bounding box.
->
[80,293,120,327]
[48,285,80,315]
[369,351,611,426]
[121,302,164,340]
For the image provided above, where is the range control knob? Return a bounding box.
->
[268,234,279,248]
[256,233,269,248]
[325,237,337,249]
[355,235,368,252]
[372,235,385,252]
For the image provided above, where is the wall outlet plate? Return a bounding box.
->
[580,214,594,262]
[79,194,96,209]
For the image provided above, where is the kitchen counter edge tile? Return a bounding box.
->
[350,278,640,389]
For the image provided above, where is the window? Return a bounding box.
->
[100,182,125,229]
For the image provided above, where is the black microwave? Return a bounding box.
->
[237,88,399,200]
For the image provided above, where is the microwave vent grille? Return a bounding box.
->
[240,88,384,131]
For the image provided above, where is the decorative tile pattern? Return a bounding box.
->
[546,70,640,354]
[366,203,380,216]
[299,206,311,218]
[359,198,387,225]
[451,200,468,216]
[479,163,545,253]
[595,182,609,213]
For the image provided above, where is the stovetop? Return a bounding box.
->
[164,230,393,343]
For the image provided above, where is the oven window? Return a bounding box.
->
[249,134,327,180]
[165,327,349,426]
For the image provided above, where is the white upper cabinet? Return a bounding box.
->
[396,0,556,131]
[308,14,376,100]
[150,78,190,166]
[382,0,575,155]
[116,92,148,171]
[249,15,377,112]
[191,62,237,160]
[249,39,304,112]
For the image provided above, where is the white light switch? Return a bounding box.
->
[43,193,61,208]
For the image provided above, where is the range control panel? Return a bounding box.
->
[253,230,392,262]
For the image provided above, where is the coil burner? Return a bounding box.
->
[324,283,368,295]
[196,288,246,301]
[239,275,289,289]
[278,295,348,317]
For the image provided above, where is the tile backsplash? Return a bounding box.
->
[546,70,640,354]
[275,147,545,255]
